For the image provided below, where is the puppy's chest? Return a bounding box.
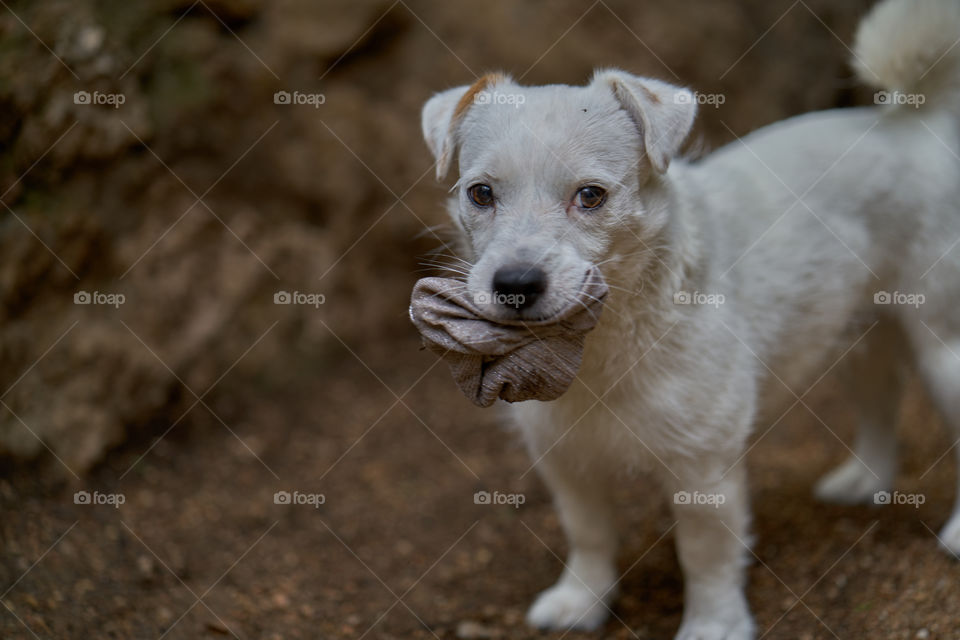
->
[536,375,687,471]
[576,313,668,393]
[564,334,683,433]
[577,344,640,393]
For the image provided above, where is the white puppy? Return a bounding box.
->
[420,0,960,637]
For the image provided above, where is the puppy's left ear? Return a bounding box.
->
[421,73,510,181]
[592,69,697,174]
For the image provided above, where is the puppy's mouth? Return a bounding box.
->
[476,266,608,326]
[408,266,611,407]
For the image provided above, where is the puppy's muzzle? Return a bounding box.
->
[492,264,547,310]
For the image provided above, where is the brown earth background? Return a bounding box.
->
[2,1,959,639]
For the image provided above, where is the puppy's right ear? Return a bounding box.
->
[421,86,470,181]
[591,69,697,174]
[421,73,510,181]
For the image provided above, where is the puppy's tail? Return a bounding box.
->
[853,0,960,107]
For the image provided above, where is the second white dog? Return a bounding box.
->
[421,0,960,637]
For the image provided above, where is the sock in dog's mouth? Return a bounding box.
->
[409,267,609,407]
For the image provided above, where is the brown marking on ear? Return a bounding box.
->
[453,72,507,121]
[640,85,661,105]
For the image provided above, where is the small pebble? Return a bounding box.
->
[74,579,94,597]
[77,26,105,55]
[456,620,495,639]
[136,555,154,576]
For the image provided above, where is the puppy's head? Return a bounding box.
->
[421,69,696,321]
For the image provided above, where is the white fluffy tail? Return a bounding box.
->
[853,0,960,105]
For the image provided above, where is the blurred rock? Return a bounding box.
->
[456,620,498,639]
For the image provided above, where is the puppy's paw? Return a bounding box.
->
[526,582,611,631]
[938,514,960,556]
[675,610,754,640]
[814,457,887,505]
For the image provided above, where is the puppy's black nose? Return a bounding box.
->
[492,265,547,310]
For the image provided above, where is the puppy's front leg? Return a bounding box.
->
[526,454,618,631]
[667,463,754,640]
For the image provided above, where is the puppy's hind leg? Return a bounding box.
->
[525,451,619,632]
[906,317,960,555]
[814,320,905,505]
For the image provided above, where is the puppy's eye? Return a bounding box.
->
[575,186,607,210]
[467,184,495,208]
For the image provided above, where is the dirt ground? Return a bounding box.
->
[3,336,960,640]
[4,0,960,638]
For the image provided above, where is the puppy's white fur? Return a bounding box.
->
[421,1,960,638]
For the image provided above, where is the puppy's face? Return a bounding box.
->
[421,70,696,321]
